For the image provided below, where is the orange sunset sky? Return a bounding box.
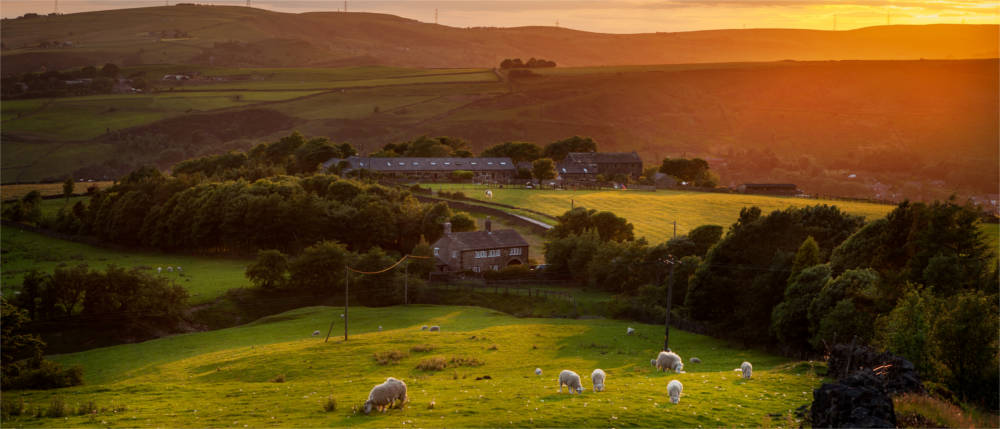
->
[2,0,998,33]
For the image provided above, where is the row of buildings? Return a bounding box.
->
[322,152,644,184]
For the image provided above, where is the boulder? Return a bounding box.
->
[811,369,896,428]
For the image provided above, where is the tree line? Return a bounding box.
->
[499,58,556,69]
[1,63,146,99]
[552,199,997,408]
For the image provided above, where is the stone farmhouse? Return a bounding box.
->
[323,156,517,183]
[432,219,529,273]
[557,152,643,182]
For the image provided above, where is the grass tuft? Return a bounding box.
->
[323,396,337,412]
[271,374,285,383]
[46,397,68,418]
[894,393,999,429]
[416,357,447,371]
[410,344,435,353]
[374,350,409,365]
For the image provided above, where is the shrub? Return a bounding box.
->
[373,350,409,366]
[894,393,999,429]
[3,360,84,390]
[1,396,24,419]
[416,357,447,371]
[46,397,67,418]
[410,344,435,353]
[75,401,96,416]
[271,374,285,383]
[448,356,483,367]
[323,396,337,412]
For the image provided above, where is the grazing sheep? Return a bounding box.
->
[626,327,635,335]
[690,357,702,364]
[312,330,320,336]
[558,370,584,394]
[429,326,440,332]
[176,266,182,272]
[363,377,407,414]
[421,325,428,331]
[655,351,684,373]
[535,368,542,375]
[667,380,683,404]
[740,361,752,379]
[157,267,162,273]
[385,377,408,408]
[591,369,606,392]
[378,325,383,331]
[166,266,174,272]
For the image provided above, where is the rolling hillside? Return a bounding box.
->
[2,5,996,72]
[3,305,823,427]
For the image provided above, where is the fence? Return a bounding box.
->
[428,278,578,303]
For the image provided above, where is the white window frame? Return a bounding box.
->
[472,266,481,273]
[509,247,522,256]
[433,247,439,256]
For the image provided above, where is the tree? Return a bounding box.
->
[62,177,74,201]
[543,136,597,161]
[246,249,289,290]
[292,137,340,174]
[1,298,45,376]
[100,63,120,78]
[771,264,831,352]
[480,141,542,165]
[531,158,556,183]
[687,224,723,257]
[289,241,353,293]
[876,286,935,376]
[790,236,821,278]
[931,291,999,407]
[549,207,634,242]
[354,247,402,307]
[450,170,474,182]
[659,157,710,183]
[807,268,879,348]
[449,213,476,232]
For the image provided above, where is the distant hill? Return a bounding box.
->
[2,5,997,73]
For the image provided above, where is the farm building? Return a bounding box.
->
[738,183,801,196]
[557,152,643,182]
[323,156,517,183]
[432,219,529,273]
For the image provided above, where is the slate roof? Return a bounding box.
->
[445,229,529,250]
[323,156,516,172]
[564,152,642,164]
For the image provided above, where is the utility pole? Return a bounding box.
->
[672,220,677,239]
[54,0,58,14]
[663,255,676,351]
[344,268,350,341]
[435,8,438,24]
[344,0,347,12]
[404,259,409,305]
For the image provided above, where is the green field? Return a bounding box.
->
[3,305,821,427]
[1,91,321,141]
[0,227,250,304]
[425,185,896,243]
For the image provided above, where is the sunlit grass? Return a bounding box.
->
[2,305,825,427]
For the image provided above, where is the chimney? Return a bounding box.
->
[443,222,452,235]
[485,216,492,233]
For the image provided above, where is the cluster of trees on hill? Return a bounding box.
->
[245,240,438,307]
[658,157,718,187]
[543,199,996,407]
[499,58,556,69]
[372,136,472,158]
[171,131,357,179]
[478,136,598,181]
[2,298,83,390]
[0,63,145,99]
[54,168,474,255]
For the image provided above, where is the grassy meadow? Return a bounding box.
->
[0,227,250,304]
[425,185,896,243]
[4,305,822,427]
[1,181,114,199]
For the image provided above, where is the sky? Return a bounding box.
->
[2,0,997,33]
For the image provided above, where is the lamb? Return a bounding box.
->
[626,327,635,335]
[690,357,702,364]
[429,326,440,332]
[535,368,542,375]
[421,325,428,330]
[740,361,752,379]
[667,380,683,404]
[591,369,606,392]
[363,377,408,414]
[312,330,320,336]
[655,351,684,373]
[558,370,584,394]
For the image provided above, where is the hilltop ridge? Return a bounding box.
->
[2,5,997,72]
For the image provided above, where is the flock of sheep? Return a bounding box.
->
[156,266,182,273]
[359,325,755,415]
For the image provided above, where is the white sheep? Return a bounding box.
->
[591,369,606,392]
[378,325,383,331]
[535,368,542,375]
[177,266,182,272]
[312,330,320,336]
[740,361,752,379]
[429,326,440,332]
[558,370,584,394]
[166,266,174,272]
[421,325,428,330]
[655,351,684,373]
[667,380,683,404]
[363,377,408,414]
[626,327,635,335]
[157,267,162,273]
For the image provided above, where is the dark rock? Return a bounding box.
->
[826,344,923,395]
[475,375,492,380]
[811,370,896,428]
